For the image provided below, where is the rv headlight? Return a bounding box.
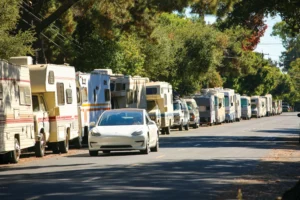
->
[132,130,143,136]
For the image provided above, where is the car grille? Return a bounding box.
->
[100,145,132,148]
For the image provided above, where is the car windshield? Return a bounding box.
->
[241,99,248,108]
[173,102,180,111]
[98,111,144,126]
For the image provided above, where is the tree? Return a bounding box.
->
[0,0,35,59]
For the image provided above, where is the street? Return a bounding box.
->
[0,113,300,200]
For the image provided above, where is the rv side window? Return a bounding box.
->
[77,88,81,103]
[56,83,65,105]
[116,83,122,91]
[66,89,73,104]
[105,89,110,101]
[0,84,3,100]
[19,86,31,105]
[48,71,55,84]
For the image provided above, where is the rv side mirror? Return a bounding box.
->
[297,113,300,117]
[89,122,96,127]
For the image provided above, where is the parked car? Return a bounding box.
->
[184,98,200,128]
[172,98,190,131]
[88,109,159,156]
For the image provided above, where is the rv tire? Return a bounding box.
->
[179,122,183,131]
[165,126,171,135]
[35,133,46,157]
[89,151,98,156]
[184,123,189,130]
[10,138,21,164]
[59,134,69,154]
[73,137,82,149]
[193,123,199,129]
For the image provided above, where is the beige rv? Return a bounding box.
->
[110,75,149,109]
[27,63,80,154]
[0,59,35,163]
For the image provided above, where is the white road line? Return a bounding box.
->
[156,155,165,159]
[82,177,100,183]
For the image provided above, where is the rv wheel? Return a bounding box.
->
[59,133,69,154]
[166,126,171,135]
[10,138,21,163]
[35,133,46,157]
[73,137,82,149]
[179,122,183,131]
[184,123,189,131]
[193,123,199,129]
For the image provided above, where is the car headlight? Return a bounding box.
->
[132,130,143,136]
[90,130,101,137]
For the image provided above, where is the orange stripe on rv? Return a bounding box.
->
[81,108,110,112]
[49,115,78,122]
[0,78,30,83]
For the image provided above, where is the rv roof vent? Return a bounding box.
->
[9,56,33,65]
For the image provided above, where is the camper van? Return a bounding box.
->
[234,93,242,121]
[194,94,216,126]
[184,98,200,128]
[216,88,235,123]
[27,63,80,154]
[76,69,111,144]
[0,59,35,163]
[146,82,173,134]
[251,96,264,118]
[172,98,190,130]
[262,94,273,116]
[110,75,149,109]
[241,96,251,120]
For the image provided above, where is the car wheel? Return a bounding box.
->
[89,151,98,156]
[184,123,189,130]
[179,122,183,131]
[35,133,46,157]
[151,134,159,152]
[10,138,21,163]
[103,150,110,154]
[140,138,150,154]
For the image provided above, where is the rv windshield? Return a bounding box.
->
[186,102,193,110]
[147,101,157,111]
[146,87,158,95]
[224,96,229,107]
[241,99,248,108]
[251,104,257,109]
[173,102,181,111]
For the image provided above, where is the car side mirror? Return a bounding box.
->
[90,122,96,127]
[297,113,300,117]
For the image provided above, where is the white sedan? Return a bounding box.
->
[88,109,159,156]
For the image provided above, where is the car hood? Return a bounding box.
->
[92,125,145,135]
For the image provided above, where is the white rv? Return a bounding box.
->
[76,69,111,144]
[146,82,173,134]
[0,59,35,163]
[278,100,283,114]
[194,93,216,126]
[216,88,235,123]
[110,75,149,109]
[202,88,225,124]
[262,94,273,116]
[272,100,278,115]
[251,96,264,118]
[27,63,80,154]
[260,97,267,117]
[241,96,251,119]
[234,93,242,121]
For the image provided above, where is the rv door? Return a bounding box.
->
[32,95,50,140]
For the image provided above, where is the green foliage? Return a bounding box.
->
[0,0,35,59]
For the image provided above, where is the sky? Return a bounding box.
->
[204,15,285,64]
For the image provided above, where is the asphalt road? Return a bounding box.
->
[0,113,299,200]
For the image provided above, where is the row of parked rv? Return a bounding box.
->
[0,57,283,163]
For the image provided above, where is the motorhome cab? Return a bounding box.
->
[217,88,235,123]
[172,98,190,130]
[234,93,242,122]
[146,82,173,135]
[110,75,149,109]
[241,96,251,120]
[0,59,35,163]
[76,69,111,144]
[251,96,263,118]
[194,93,216,126]
[28,63,80,154]
[262,94,273,116]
